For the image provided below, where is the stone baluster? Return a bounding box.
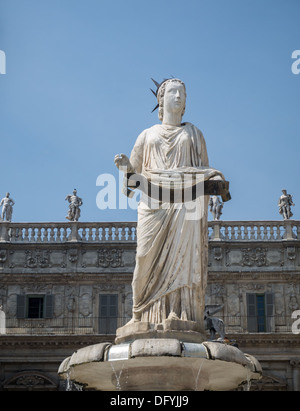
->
[266,224,270,240]
[87,226,92,241]
[269,224,274,240]
[121,226,127,241]
[111,225,117,241]
[115,226,120,241]
[232,225,237,240]
[29,227,35,242]
[93,227,97,241]
[97,227,103,241]
[88,227,93,242]
[95,227,100,242]
[42,227,47,242]
[276,223,281,240]
[55,227,60,242]
[88,226,93,241]
[224,224,230,240]
[236,224,242,240]
[116,226,121,240]
[103,226,108,241]
[106,226,111,241]
[49,227,55,242]
[243,225,248,240]
[23,227,29,242]
[36,227,42,242]
[248,224,254,240]
[109,226,114,241]
[258,225,263,240]
[60,227,66,242]
[81,226,87,241]
[130,225,136,241]
[121,226,126,241]
[125,225,129,241]
[112,225,118,240]
[274,224,278,240]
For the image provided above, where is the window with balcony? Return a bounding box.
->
[27,297,44,318]
[246,293,274,332]
[16,294,54,319]
[99,294,118,334]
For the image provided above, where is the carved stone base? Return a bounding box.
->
[58,339,262,391]
[115,319,206,344]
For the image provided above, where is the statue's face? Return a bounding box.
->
[163,81,186,116]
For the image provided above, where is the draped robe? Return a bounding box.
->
[128,122,224,325]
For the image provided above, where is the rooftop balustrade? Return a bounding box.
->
[0,221,137,243]
[0,220,298,243]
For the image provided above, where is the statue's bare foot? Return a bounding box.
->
[125,316,141,326]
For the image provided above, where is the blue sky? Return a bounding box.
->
[0,0,299,222]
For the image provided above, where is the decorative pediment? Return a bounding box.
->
[250,374,287,391]
[4,371,57,391]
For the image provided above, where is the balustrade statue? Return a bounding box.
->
[209,195,223,220]
[65,189,83,222]
[0,192,14,222]
[278,189,295,220]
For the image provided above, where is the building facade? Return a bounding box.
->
[0,220,299,391]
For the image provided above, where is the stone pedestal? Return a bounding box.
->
[115,319,206,344]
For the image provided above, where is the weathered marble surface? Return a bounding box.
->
[114,78,228,334]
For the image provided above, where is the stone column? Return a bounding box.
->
[285,220,294,241]
[0,223,8,242]
[68,222,79,242]
[290,360,300,391]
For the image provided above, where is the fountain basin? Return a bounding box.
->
[58,338,262,391]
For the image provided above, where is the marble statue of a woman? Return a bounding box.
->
[115,78,228,334]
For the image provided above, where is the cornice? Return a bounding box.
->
[0,334,115,348]
[226,333,300,346]
[208,271,300,282]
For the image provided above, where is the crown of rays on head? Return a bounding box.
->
[150,77,185,113]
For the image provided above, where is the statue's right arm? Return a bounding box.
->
[114,130,145,175]
[128,130,146,174]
